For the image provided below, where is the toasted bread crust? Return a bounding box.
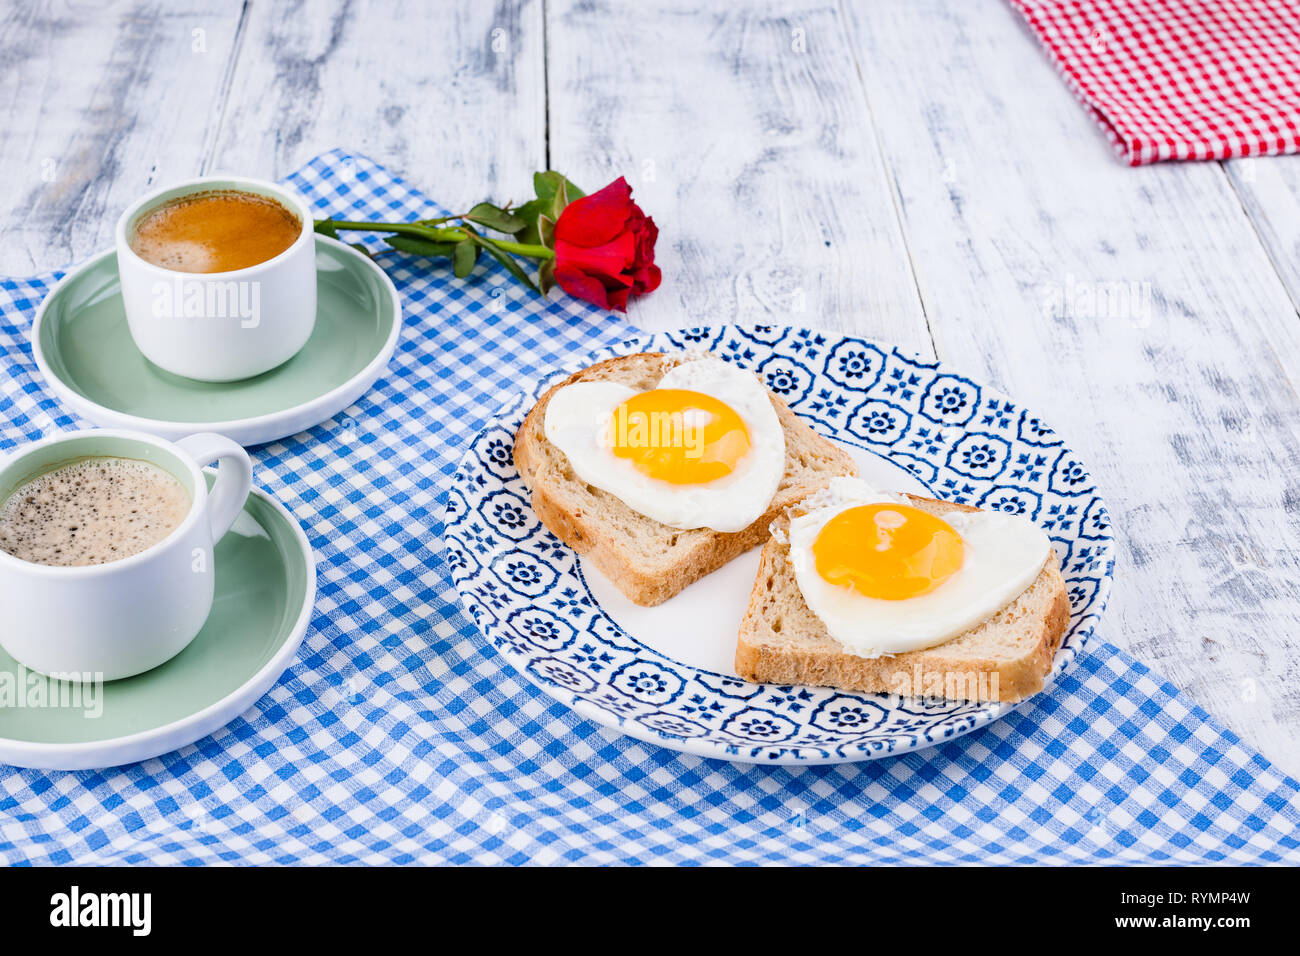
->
[514,352,856,606]
[735,496,1071,702]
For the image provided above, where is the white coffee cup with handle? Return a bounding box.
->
[114,176,317,382]
[0,429,253,681]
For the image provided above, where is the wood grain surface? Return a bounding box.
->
[1,0,1297,776]
[847,0,1300,775]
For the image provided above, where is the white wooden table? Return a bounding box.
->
[4,0,1298,777]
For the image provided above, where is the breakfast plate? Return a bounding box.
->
[31,236,401,447]
[0,479,315,771]
[443,325,1115,765]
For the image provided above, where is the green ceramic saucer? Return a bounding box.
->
[32,236,401,447]
[0,480,315,771]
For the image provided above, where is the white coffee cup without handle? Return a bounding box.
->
[0,429,253,681]
[114,176,317,383]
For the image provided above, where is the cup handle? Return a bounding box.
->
[175,433,254,542]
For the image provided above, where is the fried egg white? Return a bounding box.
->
[543,358,785,533]
[787,477,1052,657]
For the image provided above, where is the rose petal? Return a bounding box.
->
[634,262,662,295]
[554,232,637,283]
[554,177,634,247]
[605,284,631,311]
[555,264,621,311]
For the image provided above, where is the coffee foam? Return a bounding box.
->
[0,457,192,568]
[129,189,302,274]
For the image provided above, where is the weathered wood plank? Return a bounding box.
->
[208,0,546,214]
[1224,157,1300,315]
[846,0,1300,775]
[544,0,933,351]
[0,1,246,275]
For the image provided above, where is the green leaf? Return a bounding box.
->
[314,219,340,238]
[467,233,540,295]
[533,171,586,204]
[453,238,478,278]
[549,181,572,222]
[533,171,560,203]
[384,235,457,259]
[465,202,526,234]
[513,197,545,222]
[509,198,546,244]
[538,257,556,297]
[537,213,556,249]
[349,243,372,259]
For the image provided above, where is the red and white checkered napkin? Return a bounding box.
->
[1010,0,1300,164]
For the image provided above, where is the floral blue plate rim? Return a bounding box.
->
[442,325,1115,765]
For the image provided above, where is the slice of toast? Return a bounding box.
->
[513,352,856,606]
[735,496,1070,702]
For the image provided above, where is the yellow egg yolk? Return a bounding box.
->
[812,503,965,600]
[609,389,752,484]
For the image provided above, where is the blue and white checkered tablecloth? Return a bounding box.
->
[0,150,1296,865]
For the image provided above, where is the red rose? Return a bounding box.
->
[552,178,661,312]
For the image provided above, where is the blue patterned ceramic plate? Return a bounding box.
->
[443,326,1115,764]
